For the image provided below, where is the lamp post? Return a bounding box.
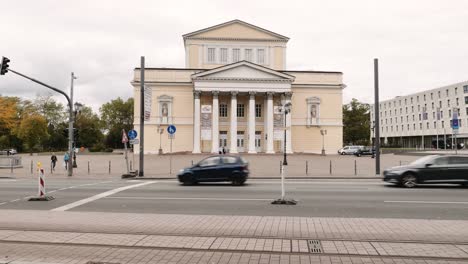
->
[158,126,164,154]
[320,129,327,155]
[272,102,296,205]
[72,102,83,168]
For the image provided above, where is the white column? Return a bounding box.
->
[248,92,256,154]
[285,92,293,154]
[211,91,219,153]
[230,91,238,153]
[266,92,274,154]
[192,91,201,153]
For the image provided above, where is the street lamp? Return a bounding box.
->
[72,102,83,168]
[281,102,292,165]
[320,129,327,155]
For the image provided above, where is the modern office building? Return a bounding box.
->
[370,81,468,149]
[131,20,345,154]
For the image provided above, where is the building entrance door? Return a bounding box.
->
[219,131,227,152]
[255,131,262,152]
[237,131,245,152]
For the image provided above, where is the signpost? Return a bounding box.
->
[452,109,459,154]
[122,129,129,173]
[128,129,138,173]
[167,125,176,174]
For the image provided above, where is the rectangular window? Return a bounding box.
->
[447,99,450,107]
[411,97,413,103]
[255,104,262,118]
[413,124,415,130]
[465,96,468,104]
[455,87,458,95]
[257,49,265,64]
[431,102,434,109]
[219,104,228,117]
[466,107,468,115]
[438,91,441,98]
[439,101,442,108]
[424,94,426,101]
[449,109,452,117]
[456,98,459,106]
[442,121,444,128]
[433,122,436,128]
[208,48,216,63]
[411,106,414,112]
[220,48,228,63]
[427,122,429,129]
[431,93,433,99]
[232,48,240,62]
[244,49,253,62]
[417,96,419,103]
[420,123,422,129]
[464,85,468,93]
[237,104,245,117]
[446,89,449,96]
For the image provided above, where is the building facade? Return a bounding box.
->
[132,20,345,154]
[370,81,468,148]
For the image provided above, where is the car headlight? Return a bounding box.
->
[179,169,185,173]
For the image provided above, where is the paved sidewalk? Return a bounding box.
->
[0,210,468,263]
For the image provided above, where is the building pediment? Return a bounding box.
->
[192,61,295,83]
[183,19,289,42]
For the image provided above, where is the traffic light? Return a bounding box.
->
[73,128,79,140]
[0,57,10,75]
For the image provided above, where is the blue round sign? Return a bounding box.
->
[167,125,176,135]
[128,129,137,140]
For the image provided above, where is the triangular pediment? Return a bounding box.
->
[192,61,295,82]
[183,20,289,41]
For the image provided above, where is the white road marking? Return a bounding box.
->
[385,200,468,205]
[0,179,17,182]
[106,196,273,201]
[51,181,157,211]
[9,199,20,202]
[0,202,7,206]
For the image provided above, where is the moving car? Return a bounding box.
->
[0,149,17,155]
[338,145,363,155]
[383,155,468,188]
[178,155,249,186]
[354,146,375,158]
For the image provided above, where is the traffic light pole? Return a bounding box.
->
[8,69,74,176]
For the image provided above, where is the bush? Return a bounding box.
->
[104,148,113,153]
[89,142,105,152]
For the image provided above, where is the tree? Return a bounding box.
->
[343,98,370,145]
[74,106,104,149]
[17,114,49,152]
[100,97,134,148]
[34,95,66,126]
[0,96,19,134]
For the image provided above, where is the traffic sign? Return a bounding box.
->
[167,125,176,135]
[129,139,139,144]
[122,129,129,143]
[128,129,137,140]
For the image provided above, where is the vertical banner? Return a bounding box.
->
[144,85,152,121]
[201,105,212,140]
[273,106,283,140]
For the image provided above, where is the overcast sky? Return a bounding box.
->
[1,0,467,113]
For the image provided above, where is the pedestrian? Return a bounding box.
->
[64,152,70,170]
[222,147,226,155]
[51,153,57,171]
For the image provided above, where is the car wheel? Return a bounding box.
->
[357,153,361,157]
[460,183,468,188]
[341,152,345,155]
[182,174,195,186]
[400,173,418,188]
[232,175,245,186]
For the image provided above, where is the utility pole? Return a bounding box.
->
[139,57,145,176]
[68,72,76,175]
[374,58,380,177]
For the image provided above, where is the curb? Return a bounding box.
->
[130,176,382,180]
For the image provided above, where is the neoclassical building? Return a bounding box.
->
[132,20,345,154]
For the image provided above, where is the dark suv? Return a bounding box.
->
[354,147,375,158]
[178,155,249,186]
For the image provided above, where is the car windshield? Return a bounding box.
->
[410,155,437,165]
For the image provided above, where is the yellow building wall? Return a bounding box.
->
[292,126,342,154]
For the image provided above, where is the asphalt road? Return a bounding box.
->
[0,177,467,220]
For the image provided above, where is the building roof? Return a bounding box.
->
[182,19,289,41]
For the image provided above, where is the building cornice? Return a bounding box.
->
[184,37,288,43]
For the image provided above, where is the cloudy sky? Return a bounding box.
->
[1,0,467,113]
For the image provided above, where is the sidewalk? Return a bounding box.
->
[0,210,467,263]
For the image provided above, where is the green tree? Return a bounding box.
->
[34,95,66,126]
[17,114,49,152]
[99,97,134,148]
[74,106,104,149]
[343,98,370,145]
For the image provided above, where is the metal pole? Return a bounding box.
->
[374,58,381,177]
[306,161,308,175]
[87,161,90,175]
[30,160,33,174]
[139,56,145,176]
[109,160,111,174]
[283,111,287,166]
[329,160,332,175]
[69,72,75,175]
[354,160,357,175]
[281,164,285,200]
[169,137,173,175]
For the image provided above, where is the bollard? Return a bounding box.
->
[354,160,357,175]
[399,160,402,166]
[279,160,282,174]
[130,161,132,171]
[108,161,111,174]
[10,158,13,174]
[191,160,194,166]
[31,160,33,174]
[306,161,308,175]
[88,161,90,175]
[329,160,332,175]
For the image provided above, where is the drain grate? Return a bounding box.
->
[307,240,323,253]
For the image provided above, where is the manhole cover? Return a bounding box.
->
[307,240,323,253]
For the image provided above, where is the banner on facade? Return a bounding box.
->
[144,85,152,121]
[201,129,211,140]
[274,130,283,140]
[201,105,212,113]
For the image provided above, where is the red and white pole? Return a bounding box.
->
[37,162,46,197]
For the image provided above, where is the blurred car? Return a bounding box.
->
[383,155,468,188]
[0,149,17,155]
[178,155,249,186]
[354,147,375,158]
[338,145,363,155]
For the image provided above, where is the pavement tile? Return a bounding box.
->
[2,230,82,243]
[0,229,23,239]
[372,242,468,259]
[67,232,146,246]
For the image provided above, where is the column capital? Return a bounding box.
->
[194,91,201,99]
[267,92,274,99]
[284,92,292,99]
[249,91,257,96]
[231,91,238,97]
[212,91,219,96]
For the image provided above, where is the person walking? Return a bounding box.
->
[51,153,57,171]
[64,152,70,170]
